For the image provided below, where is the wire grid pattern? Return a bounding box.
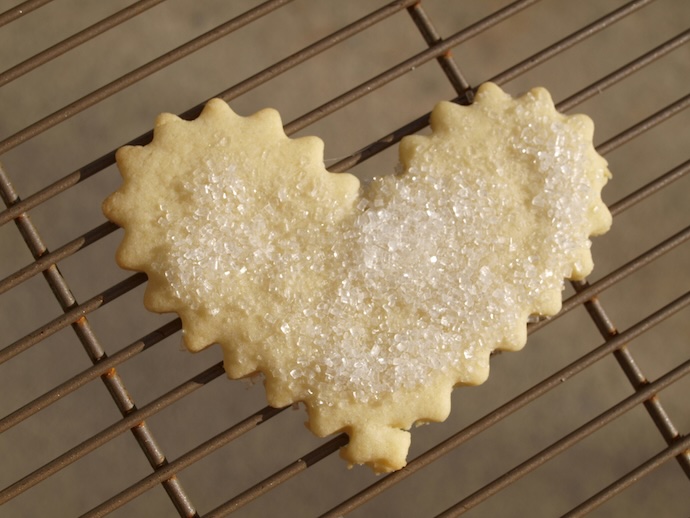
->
[0,0,688,516]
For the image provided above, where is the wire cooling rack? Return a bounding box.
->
[1,0,689,516]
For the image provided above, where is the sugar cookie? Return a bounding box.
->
[103,82,611,473]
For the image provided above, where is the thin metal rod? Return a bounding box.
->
[0,0,52,28]
[529,223,690,334]
[290,0,653,137]
[435,359,690,516]
[284,0,540,135]
[0,221,118,295]
[327,108,436,173]
[0,151,121,227]
[320,292,690,517]
[204,0,419,113]
[489,0,656,86]
[596,92,690,155]
[562,434,690,517]
[0,361,225,506]
[80,405,286,518]
[538,158,690,348]
[558,28,690,113]
[0,0,420,289]
[608,158,690,217]
[0,166,197,515]
[0,0,166,87]
[204,434,350,518]
[0,319,181,433]
[406,2,471,95]
[0,0,663,227]
[0,0,293,155]
[329,0,672,174]
[0,0,418,228]
[573,283,690,477]
[0,272,146,365]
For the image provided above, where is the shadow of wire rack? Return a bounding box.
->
[0,0,689,516]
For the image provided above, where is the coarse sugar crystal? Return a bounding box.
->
[150,88,607,405]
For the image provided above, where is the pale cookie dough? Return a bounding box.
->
[103,82,611,473]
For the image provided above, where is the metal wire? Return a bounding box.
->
[0,318,182,433]
[0,0,52,28]
[562,433,690,517]
[0,360,226,506]
[0,270,147,364]
[0,0,293,155]
[0,0,166,87]
[284,0,540,136]
[0,0,420,226]
[322,291,690,518]
[1,0,688,516]
[434,354,690,517]
[0,172,196,514]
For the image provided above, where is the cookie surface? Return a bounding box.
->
[103,82,611,473]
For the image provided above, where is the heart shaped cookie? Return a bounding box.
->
[103,82,611,473]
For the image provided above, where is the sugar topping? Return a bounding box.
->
[149,85,609,405]
[104,83,611,472]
